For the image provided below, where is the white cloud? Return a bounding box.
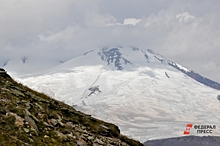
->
[176,12,195,23]
[123,18,142,25]
[1,0,220,82]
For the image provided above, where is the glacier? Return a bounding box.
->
[13,46,220,142]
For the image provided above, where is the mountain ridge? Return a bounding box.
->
[3,46,220,90]
[78,46,220,90]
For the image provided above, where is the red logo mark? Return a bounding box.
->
[183,124,193,135]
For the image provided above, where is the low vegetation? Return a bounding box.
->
[0,69,143,146]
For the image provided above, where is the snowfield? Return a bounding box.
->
[14,47,220,142]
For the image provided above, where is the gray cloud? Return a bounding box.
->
[0,0,220,82]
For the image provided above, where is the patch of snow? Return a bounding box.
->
[175,63,190,72]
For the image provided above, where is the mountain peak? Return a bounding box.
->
[39,46,220,90]
[98,47,132,70]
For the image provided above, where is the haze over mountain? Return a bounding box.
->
[1,0,220,84]
[11,46,220,142]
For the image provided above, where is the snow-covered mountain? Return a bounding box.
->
[16,46,220,142]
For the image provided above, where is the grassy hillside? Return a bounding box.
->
[0,69,143,146]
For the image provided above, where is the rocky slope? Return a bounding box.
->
[0,69,143,146]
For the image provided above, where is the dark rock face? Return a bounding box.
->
[22,57,27,63]
[81,49,95,56]
[144,136,220,146]
[2,60,9,67]
[217,95,220,102]
[186,71,220,90]
[154,56,166,64]
[0,68,6,72]
[165,72,170,78]
[168,62,220,90]
[98,47,132,70]
[0,71,143,146]
[0,68,10,78]
[88,86,101,96]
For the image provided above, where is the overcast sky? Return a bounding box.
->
[1,0,220,82]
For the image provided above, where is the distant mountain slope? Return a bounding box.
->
[144,136,220,146]
[168,62,220,90]
[0,69,143,146]
[0,57,62,77]
[18,46,220,142]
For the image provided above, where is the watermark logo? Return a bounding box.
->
[194,125,216,134]
[183,124,216,135]
[183,124,193,135]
